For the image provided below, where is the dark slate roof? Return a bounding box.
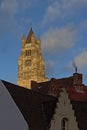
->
[2,80,57,130]
[71,101,87,130]
[26,27,34,43]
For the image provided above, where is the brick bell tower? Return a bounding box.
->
[17,27,48,89]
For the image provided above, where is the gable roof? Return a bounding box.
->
[2,80,57,130]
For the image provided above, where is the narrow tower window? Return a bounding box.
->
[61,118,68,130]
[25,50,31,56]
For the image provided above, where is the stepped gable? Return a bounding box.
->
[26,27,34,43]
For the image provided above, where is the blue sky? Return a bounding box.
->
[0,0,87,85]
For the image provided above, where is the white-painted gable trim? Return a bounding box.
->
[0,80,28,130]
[50,88,79,130]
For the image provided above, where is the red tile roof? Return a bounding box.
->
[66,86,87,101]
[32,76,87,102]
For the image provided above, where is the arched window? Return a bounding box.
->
[61,118,68,130]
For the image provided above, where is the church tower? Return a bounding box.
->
[17,28,48,89]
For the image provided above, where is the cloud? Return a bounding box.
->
[0,0,18,34]
[67,50,87,73]
[45,60,56,77]
[42,23,78,55]
[0,0,18,16]
[0,0,33,35]
[17,0,32,11]
[0,0,32,17]
[42,0,87,24]
[74,50,87,70]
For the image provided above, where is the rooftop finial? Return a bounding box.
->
[73,61,77,73]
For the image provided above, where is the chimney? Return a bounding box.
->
[73,72,83,86]
[73,61,83,86]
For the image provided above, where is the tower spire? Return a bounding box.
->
[26,27,34,43]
